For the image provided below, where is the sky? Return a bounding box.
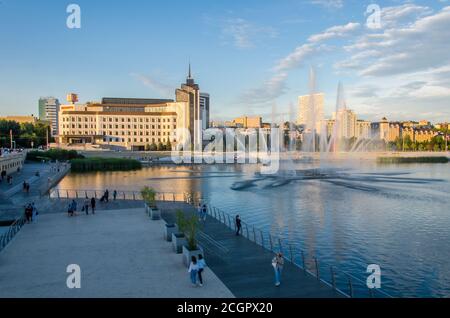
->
[0,0,449,123]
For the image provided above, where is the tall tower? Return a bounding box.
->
[176,64,201,150]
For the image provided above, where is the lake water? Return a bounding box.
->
[56,161,450,297]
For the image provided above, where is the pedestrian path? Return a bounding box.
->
[0,208,234,298]
[162,204,343,298]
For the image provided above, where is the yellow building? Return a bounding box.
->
[232,116,262,129]
[415,129,436,143]
[402,127,415,141]
[58,68,208,151]
[356,120,371,139]
[58,98,189,151]
[387,123,402,142]
[0,116,38,124]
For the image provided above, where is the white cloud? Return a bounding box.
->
[310,0,343,9]
[130,73,173,98]
[340,6,450,77]
[378,4,433,29]
[308,22,360,43]
[221,18,277,49]
[241,72,288,105]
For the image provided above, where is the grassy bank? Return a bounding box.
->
[377,156,449,164]
[26,149,84,162]
[70,157,142,172]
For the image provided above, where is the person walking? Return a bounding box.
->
[235,215,242,236]
[105,189,109,203]
[67,202,73,217]
[24,204,32,223]
[83,198,90,215]
[91,197,96,214]
[113,190,117,201]
[197,203,202,221]
[188,256,199,287]
[31,203,38,223]
[201,204,207,221]
[71,199,77,214]
[197,254,206,287]
[272,253,284,287]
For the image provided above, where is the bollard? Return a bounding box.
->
[314,258,320,280]
[330,266,336,290]
[301,251,306,272]
[347,276,354,298]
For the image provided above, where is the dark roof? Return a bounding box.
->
[101,98,174,105]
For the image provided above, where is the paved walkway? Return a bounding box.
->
[0,208,234,298]
[162,204,343,298]
[0,163,69,221]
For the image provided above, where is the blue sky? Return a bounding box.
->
[0,0,449,123]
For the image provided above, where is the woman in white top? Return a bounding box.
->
[188,256,199,286]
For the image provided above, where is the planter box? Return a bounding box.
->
[172,233,186,254]
[150,207,161,220]
[164,223,178,242]
[182,245,205,268]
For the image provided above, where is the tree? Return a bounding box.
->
[149,142,158,151]
[157,142,165,151]
[165,139,172,151]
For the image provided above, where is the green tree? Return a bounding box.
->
[157,142,165,151]
[165,139,172,151]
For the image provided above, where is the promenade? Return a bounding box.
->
[0,208,233,298]
[0,197,343,298]
[161,204,343,298]
[0,162,69,221]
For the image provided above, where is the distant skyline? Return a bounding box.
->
[0,0,449,123]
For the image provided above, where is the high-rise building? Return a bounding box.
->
[355,120,371,139]
[199,93,210,130]
[176,64,202,149]
[297,93,324,133]
[332,108,357,139]
[39,97,60,136]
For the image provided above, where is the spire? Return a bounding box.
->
[186,61,195,86]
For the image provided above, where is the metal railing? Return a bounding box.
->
[0,217,26,253]
[49,188,198,203]
[187,196,393,299]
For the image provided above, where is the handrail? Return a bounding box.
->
[48,188,195,203]
[187,194,393,299]
[0,216,26,252]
